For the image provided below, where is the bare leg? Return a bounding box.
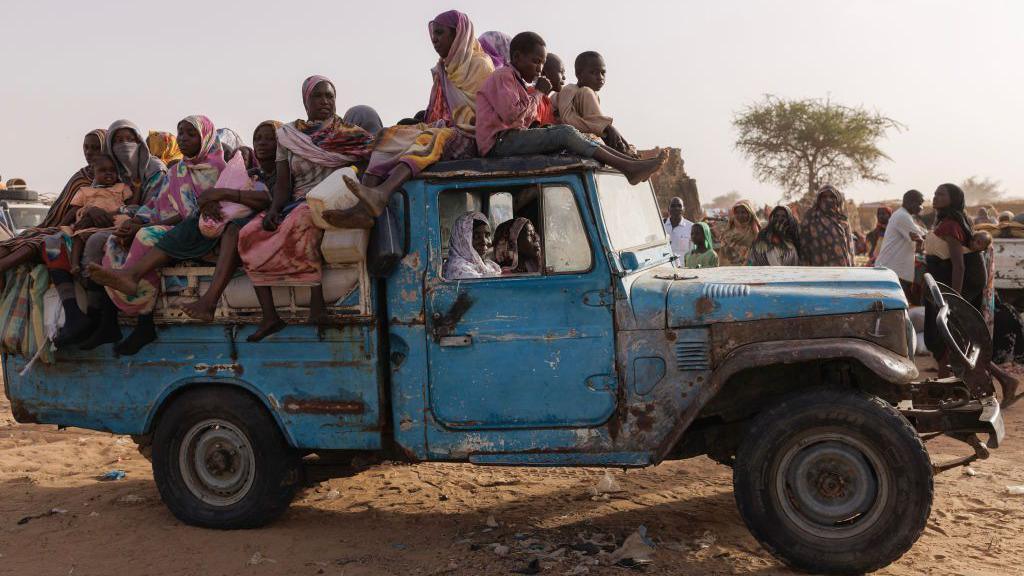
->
[246,286,286,342]
[182,224,241,322]
[592,147,668,185]
[88,248,173,296]
[308,285,328,326]
[0,245,39,273]
[990,361,1022,408]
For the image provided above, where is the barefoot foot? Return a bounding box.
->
[87,263,140,295]
[625,156,665,185]
[321,205,375,229]
[343,175,388,217]
[247,318,286,342]
[182,299,216,322]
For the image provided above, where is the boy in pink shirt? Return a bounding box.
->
[475,32,665,184]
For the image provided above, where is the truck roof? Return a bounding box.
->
[420,154,603,180]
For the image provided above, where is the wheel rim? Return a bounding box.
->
[178,419,256,507]
[774,431,890,539]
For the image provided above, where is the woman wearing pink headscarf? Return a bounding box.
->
[325,9,495,228]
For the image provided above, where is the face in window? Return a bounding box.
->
[472,221,492,257]
[518,221,541,260]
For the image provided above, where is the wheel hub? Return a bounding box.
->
[775,433,889,539]
[179,419,256,506]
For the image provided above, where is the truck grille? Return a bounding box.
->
[701,283,750,299]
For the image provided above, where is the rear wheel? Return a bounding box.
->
[733,389,932,575]
[151,387,300,529]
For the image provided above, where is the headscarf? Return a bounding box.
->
[216,128,244,160]
[442,211,501,279]
[425,10,495,131]
[250,120,283,189]
[479,31,512,68]
[42,128,109,228]
[276,75,374,168]
[748,205,801,266]
[493,217,541,274]
[106,119,167,195]
[935,183,972,242]
[717,200,761,265]
[689,222,715,253]
[146,131,183,166]
[799,185,854,266]
[137,115,225,223]
[343,105,384,136]
[866,206,892,260]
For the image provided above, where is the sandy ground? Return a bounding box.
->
[2,369,1023,576]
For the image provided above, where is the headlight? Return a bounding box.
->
[905,310,917,358]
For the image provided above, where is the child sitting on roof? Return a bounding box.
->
[553,51,634,156]
[529,53,565,127]
[475,32,666,185]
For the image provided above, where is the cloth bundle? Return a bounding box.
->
[198,155,254,238]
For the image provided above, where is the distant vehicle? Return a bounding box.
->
[993,237,1024,306]
[0,184,50,234]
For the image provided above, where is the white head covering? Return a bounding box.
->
[106,119,166,187]
[442,211,501,280]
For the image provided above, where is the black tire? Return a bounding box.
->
[0,188,39,201]
[151,387,301,529]
[733,389,932,575]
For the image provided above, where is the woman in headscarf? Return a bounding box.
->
[237,76,374,342]
[748,205,801,266]
[327,10,496,228]
[479,30,512,68]
[0,129,109,279]
[799,185,854,267]
[443,212,501,280]
[865,206,892,265]
[107,119,168,205]
[88,115,226,355]
[493,217,542,274]
[147,131,183,168]
[717,200,761,266]
[684,222,719,269]
[342,105,384,136]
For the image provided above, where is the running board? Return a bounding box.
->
[468,452,650,467]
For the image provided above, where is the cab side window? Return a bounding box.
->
[439,184,592,281]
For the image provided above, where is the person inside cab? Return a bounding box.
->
[493,216,542,274]
[443,211,500,280]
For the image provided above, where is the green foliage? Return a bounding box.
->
[734,96,903,201]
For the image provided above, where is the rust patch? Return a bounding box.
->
[695,296,715,316]
[194,363,244,376]
[280,397,365,414]
[629,404,657,433]
[8,399,40,424]
[432,292,474,340]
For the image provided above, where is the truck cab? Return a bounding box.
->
[1,156,1005,575]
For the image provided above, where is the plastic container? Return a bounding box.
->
[306,167,360,230]
[321,228,369,264]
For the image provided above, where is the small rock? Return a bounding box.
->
[321,489,341,501]
[493,544,510,557]
[963,467,977,477]
[89,511,100,517]
[609,525,655,567]
[486,515,499,528]
[1007,485,1024,495]
[117,494,145,505]
[247,552,276,566]
[591,471,625,495]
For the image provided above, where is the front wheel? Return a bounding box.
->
[151,387,301,529]
[733,389,932,575]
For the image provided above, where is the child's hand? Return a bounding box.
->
[535,76,553,95]
[70,265,80,276]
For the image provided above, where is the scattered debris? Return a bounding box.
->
[391,543,407,551]
[513,558,542,574]
[1008,485,1024,495]
[692,530,717,550]
[564,565,589,575]
[247,552,276,566]
[963,467,978,477]
[486,515,499,528]
[591,471,624,495]
[609,526,656,568]
[17,508,67,526]
[98,469,126,481]
[492,544,510,557]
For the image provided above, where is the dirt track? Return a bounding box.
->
[2,373,1023,576]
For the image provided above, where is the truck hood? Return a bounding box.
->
[626,265,907,329]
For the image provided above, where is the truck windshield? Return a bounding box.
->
[595,173,666,251]
[8,207,49,230]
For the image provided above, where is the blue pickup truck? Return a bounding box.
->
[2,156,1004,574]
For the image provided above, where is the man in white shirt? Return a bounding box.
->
[874,190,925,299]
[663,197,692,267]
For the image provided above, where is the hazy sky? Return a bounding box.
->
[2,0,1021,206]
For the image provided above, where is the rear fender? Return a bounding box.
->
[654,338,918,461]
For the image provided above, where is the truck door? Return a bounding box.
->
[425,178,617,429]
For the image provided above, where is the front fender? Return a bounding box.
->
[654,338,918,461]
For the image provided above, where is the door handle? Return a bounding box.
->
[439,335,473,347]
